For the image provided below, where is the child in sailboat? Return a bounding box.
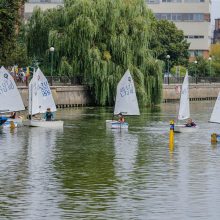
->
[45,108,54,121]
[118,113,125,123]
[185,118,196,127]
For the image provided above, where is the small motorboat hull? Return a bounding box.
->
[23,119,64,128]
[106,120,128,129]
[174,124,198,133]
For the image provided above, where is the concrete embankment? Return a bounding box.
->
[163,83,220,102]
[18,85,91,108]
[18,84,220,107]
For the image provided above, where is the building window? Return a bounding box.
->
[184,0,204,2]
[189,50,203,57]
[155,13,205,22]
[146,0,160,3]
[28,0,64,3]
[185,35,204,39]
[162,0,182,2]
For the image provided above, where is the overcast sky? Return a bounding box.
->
[211,0,220,24]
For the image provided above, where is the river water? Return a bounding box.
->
[1,101,220,220]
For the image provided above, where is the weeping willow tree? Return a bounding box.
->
[26,0,163,106]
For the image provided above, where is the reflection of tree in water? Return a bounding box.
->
[54,125,117,217]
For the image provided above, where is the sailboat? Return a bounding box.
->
[106,69,140,129]
[0,66,25,128]
[174,71,198,133]
[23,68,63,128]
[209,91,220,142]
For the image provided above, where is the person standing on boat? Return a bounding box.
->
[185,118,196,127]
[118,113,125,123]
[45,108,54,121]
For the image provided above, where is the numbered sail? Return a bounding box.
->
[178,71,190,120]
[0,66,25,112]
[29,68,56,115]
[114,69,140,115]
[210,91,220,123]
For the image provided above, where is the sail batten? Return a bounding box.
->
[210,91,220,123]
[29,68,56,115]
[178,71,190,120]
[114,69,140,116]
[0,66,25,112]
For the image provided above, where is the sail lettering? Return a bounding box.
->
[39,81,51,96]
[120,83,134,97]
[0,80,15,94]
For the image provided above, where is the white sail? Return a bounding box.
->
[210,91,220,123]
[30,68,56,115]
[114,69,140,115]
[178,71,190,120]
[0,66,25,112]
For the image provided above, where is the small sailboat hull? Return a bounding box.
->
[23,119,64,128]
[174,124,198,133]
[106,120,128,129]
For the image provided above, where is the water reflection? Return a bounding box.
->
[112,130,138,180]
[1,102,220,219]
[23,127,63,219]
[0,127,63,219]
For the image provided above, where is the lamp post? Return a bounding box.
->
[194,60,197,84]
[208,56,212,76]
[166,54,170,84]
[50,46,55,86]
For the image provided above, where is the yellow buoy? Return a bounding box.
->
[169,120,175,151]
[211,133,217,144]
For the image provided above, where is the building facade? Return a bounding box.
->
[213,18,220,44]
[24,0,64,19]
[146,0,211,59]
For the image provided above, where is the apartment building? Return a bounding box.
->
[24,0,64,19]
[146,0,211,58]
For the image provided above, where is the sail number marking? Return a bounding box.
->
[39,81,51,96]
[120,83,134,97]
[0,80,15,94]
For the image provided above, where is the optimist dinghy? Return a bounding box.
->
[106,69,140,129]
[209,90,220,142]
[0,66,25,128]
[174,71,198,133]
[23,68,63,128]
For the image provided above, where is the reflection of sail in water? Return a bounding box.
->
[112,130,138,179]
[23,127,63,218]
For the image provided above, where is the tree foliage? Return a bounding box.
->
[149,19,190,70]
[0,0,26,65]
[188,56,211,77]
[210,44,220,76]
[26,0,163,106]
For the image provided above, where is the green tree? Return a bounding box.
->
[210,44,220,76]
[26,0,163,106]
[0,0,26,65]
[188,56,210,77]
[149,19,190,70]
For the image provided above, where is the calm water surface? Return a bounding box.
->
[1,101,220,220]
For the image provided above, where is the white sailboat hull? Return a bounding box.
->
[174,124,198,133]
[106,120,128,129]
[23,119,63,128]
